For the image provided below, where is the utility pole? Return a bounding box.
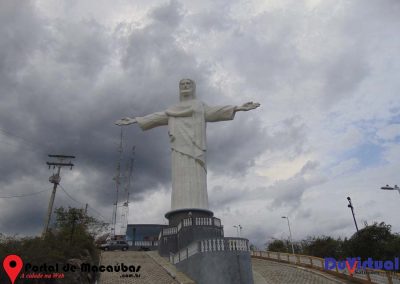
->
[347,196,359,233]
[42,154,75,238]
[282,216,295,254]
[70,211,78,244]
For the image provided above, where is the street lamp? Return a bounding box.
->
[233,225,242,237]
[381,184,400,195]
[233,225,239,237]
[347,197,359,233]
[281,216,295,254]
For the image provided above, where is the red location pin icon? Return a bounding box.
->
[3,254,23,284]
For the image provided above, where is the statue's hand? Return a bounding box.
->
[115,117,137,126]
[239,102,260,111]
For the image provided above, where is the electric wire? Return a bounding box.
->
[0,127,52,156]
[0,127,117,226]
[0,188,51,199]
[58,183,110,223]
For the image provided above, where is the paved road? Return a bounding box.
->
[99,251,179,284]
[252,258,348,284]
[99,251,348,284]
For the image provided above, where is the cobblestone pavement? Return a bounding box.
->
[99,251,349,284]
[252,258,348,284]
[99,251,179,284]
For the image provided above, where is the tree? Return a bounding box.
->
[50,207,106,260]
[0,207,105,283]
[54,207,108,240]
[343,222,400,261]
[267,240,289,253]
[301,236,344,258]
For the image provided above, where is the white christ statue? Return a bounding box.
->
[116,79,260,212]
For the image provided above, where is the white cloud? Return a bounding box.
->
[1,0,400,249]
[377,124,400,141]
[330,158,360,177]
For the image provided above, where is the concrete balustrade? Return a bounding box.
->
[159,217,223,238]
[170,238,250,265]
[251,251,400,284]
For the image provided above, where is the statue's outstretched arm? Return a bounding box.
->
[235,102,260,112]
[115,112,168,130]
[115,117,137,126]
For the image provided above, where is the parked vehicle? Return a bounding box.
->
[100,240,129,251]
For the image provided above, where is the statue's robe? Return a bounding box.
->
[136,99,236,211]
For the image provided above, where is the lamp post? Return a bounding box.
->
[347,196,359,233]
[281,216,295,254]
[381,184,400,195]
[233,225,240,237]
[233,225,242,237]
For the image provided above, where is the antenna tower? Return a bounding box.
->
[111,128,123,238]
[120,146,135,235]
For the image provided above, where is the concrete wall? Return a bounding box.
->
[166,209,213,226]
[176,251,254,284]
[177,226,224,250]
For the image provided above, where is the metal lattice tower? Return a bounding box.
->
[119,146,135,236]
[111,128,123,238]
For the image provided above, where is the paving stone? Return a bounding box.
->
[100,251,350,284]
[252,258,349,284]
[99,251,179,284]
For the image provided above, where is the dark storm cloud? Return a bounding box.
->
[208,116,307,175]
[52,19,111,77]
[188,1,233,33]
[0,0,267,235]
[2,0,398,240]
[0,0,42,80]
[320,44,370,106]
[1,198,44,235]
[267,160,326,208]
[209,160,319,210]
[0,0,48,186]
[212,0,382,109]
[210,161,323,211]
[0,175,54,235]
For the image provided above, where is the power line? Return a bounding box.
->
[0,127,51,155]
[0,189,51,199]
[0,128,38,148]
[59,184,82,205]
[58,183,110,223]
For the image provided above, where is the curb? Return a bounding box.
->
[146,251,195,284]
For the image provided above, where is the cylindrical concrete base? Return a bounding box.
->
[165,208,213,227]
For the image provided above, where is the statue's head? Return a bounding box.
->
[179,78,196,101]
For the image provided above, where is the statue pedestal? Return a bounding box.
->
[165,208,214,226]
[159,208,223,256]
[158,208,254,284]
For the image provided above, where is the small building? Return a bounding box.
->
[126,224,166,251]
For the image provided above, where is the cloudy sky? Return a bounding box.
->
[1,0,399,248]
